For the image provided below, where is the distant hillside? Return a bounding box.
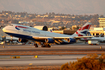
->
[0,0,105,15]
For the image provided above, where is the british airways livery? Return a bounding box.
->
[2,22,92,47]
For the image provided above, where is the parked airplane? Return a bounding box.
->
[0,36,19,44]
[80,31,105,45]
[2,22,92,47]
[5,36,18,43]
[87,33,105,45]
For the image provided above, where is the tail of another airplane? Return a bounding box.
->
[72,22,91,37]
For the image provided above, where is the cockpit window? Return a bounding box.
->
[7,24,13,26]
[9,24,13,26]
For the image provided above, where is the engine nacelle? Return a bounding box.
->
[66,38,76,43]
[34,26,48,31]
[18,38,28,43]
[45,38,54,43]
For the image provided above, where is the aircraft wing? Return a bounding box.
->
[32,36,70,40]
[74,36,94,39]
[33,36,52,40]
[32,36,94,40]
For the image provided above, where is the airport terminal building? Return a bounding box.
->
[99,18,105,27]
[90,18,105,36]
[89,27,105,36]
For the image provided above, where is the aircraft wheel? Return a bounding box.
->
[41,43,51,48]
[41,44,51,47]
[41,45,45,47]
[47,44,51,48]
[34,44,38,48]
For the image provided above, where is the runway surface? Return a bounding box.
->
[0,43,105,51]
[0,43,105,66]
[0,55,86,66]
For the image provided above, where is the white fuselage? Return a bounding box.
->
[2,22,92,46]
[2,24,75,38]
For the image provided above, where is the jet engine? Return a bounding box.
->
[18,38,28,43]
[66,38,76,43]
[45,38,54,43]
[34,26,48,31]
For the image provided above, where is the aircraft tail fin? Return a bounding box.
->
[72,22,92,37]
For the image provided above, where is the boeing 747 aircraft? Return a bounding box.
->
[2,22,92,47]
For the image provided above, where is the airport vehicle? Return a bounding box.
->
[0,42,4,45]
[81,32,105,45]
[88,40,99,45]
[0,36,19,44]
[2,22,92,47]
[87,34,105,45]
[0,37,2,41]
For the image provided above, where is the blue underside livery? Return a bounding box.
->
[5,32,45,42]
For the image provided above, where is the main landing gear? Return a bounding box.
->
[34,43,38,48]
[34,42,51,48]
[41,43,51,48]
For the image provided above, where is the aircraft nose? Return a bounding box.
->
[2,27,6,32]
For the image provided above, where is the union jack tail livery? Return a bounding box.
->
[72,22,91,37]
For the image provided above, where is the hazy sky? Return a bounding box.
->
[0,0,105,15]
